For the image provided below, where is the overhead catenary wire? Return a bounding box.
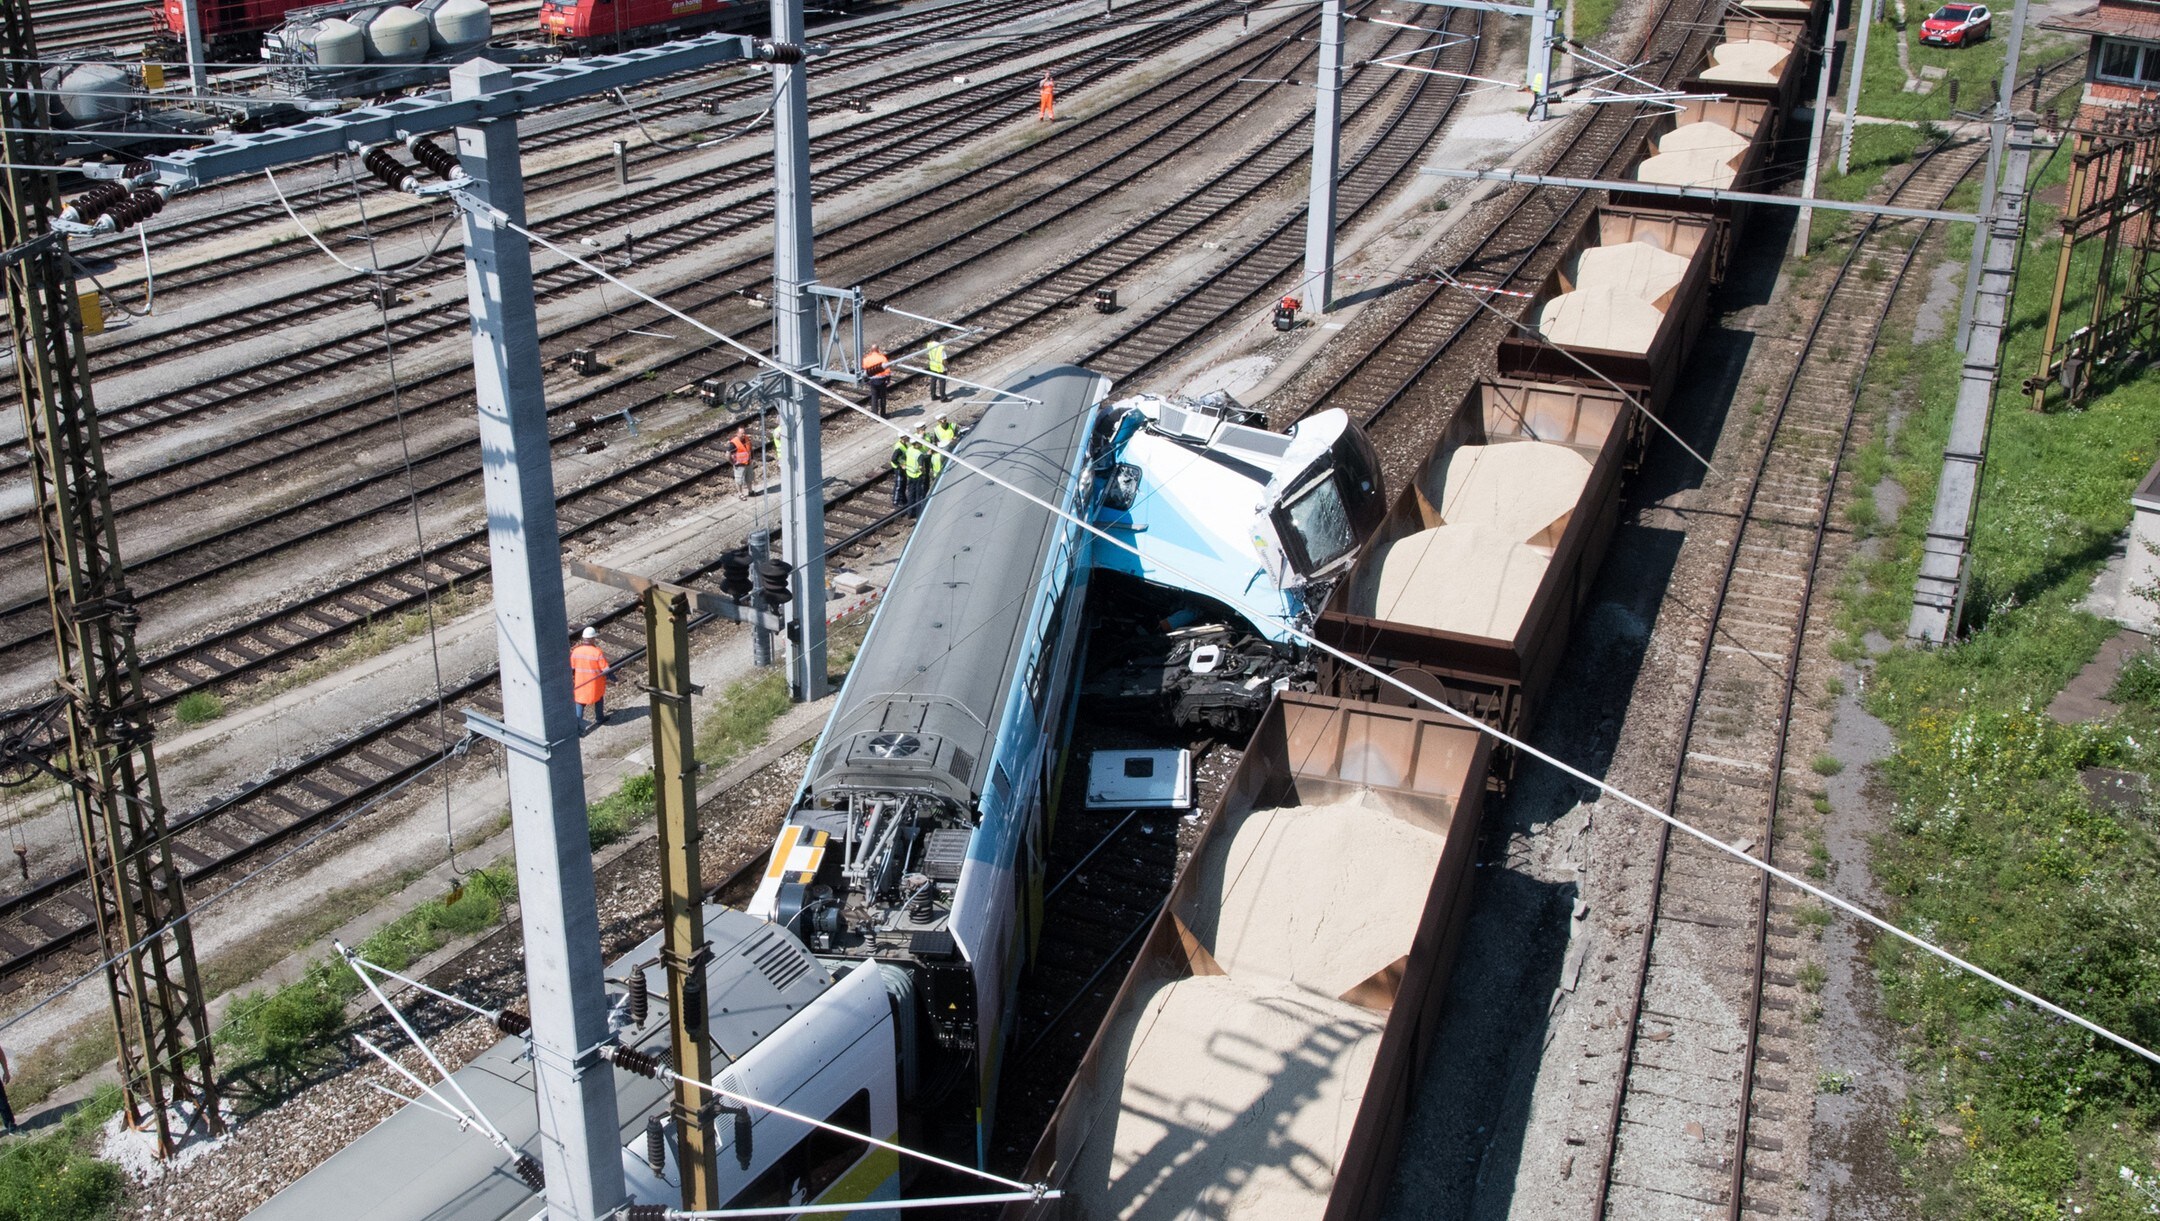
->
[492,207,2160,1071]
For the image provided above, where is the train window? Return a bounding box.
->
[1272,471,1356,576]
[724,1089,873,1209]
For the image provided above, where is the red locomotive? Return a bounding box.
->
[156,0,324,58]
[536,0,760,45]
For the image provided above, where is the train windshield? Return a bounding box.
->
[1276,471,1358,575]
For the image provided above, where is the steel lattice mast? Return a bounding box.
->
[0,0,221,1153]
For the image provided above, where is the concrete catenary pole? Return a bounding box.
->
[1911,119,2034,642]
[178,0,208,91]
[1956,0,2027,347]
[1302,0,1344,312]
[1838,0,1873,176]
[770,0,829,701]
[449,59,625,1220]
[1793,0,1843,257]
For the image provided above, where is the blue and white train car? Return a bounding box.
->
[1090,395,1386,639]
[748,364,1114,1167]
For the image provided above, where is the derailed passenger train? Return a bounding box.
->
[240,366,1394,1219]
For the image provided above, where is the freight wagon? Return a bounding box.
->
[1313,376,1640,771]
[1686,12,1814,116]
[1001,692,1491,1221]
[1614,95,1779,243]
[1496,205,1721,408]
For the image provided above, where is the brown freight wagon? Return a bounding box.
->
[1685,13,1814,116]
[1495,206,1718,414]
[1611,96,1778,257]
[1312,377,1641,768]
[1000,693,1492,1221]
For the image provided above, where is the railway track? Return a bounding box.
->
[1264,7,1734,446]
[1589,56,2083,1218]
[0,0,1130,435]
[0,0,1443,984]
[0,460,913,987]
[0,0,1412,699]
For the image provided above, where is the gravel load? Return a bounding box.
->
[1536,283,1663,352]
[1434,440,1594,544]
[1635,120,1750,188]
[1357,524,1552,638]
[1697,38,1790,85]
[1067,798,1447,1220]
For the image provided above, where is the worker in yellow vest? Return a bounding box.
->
[924,338,949,403]
[902,427,930,517]
[930,413,958,480]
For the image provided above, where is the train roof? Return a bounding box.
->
[245,908,832,1221]
[802,365,1110,809]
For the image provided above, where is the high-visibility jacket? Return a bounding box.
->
[862,350,892,381]
[924,341,947,374]
[1039,78,1055,104]
[932,420,958,449]
[570,641,608,706]
[890,437,909,473]
[901,441,927,480]
[728,434,751,466]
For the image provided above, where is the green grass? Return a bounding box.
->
[1805,124,1924,252]
[1846,1,2075,123]
[219,867,515,1099]
[1571,0,1618,47]
[171,691,224,726]
[1834,131,2160,1219]
[585,772,655,849]
[0,1087,125,1221]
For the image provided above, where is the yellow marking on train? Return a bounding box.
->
[792,829,828,882]
[765,825,802,880]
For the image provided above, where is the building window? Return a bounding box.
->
[2098,38,2160,86]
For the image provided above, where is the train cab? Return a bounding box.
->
[1091,393,1386,639]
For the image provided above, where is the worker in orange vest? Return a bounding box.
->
[862,345,893,417]
[570,626,608,730]
[728,426,755,498]
[1038,71,1055,122]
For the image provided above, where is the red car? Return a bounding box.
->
[1920,3,1992,46]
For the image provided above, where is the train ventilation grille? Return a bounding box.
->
[747,928,815,992]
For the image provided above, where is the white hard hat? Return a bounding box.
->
[581,626,598,639]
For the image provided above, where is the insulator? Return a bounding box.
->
[363,146,416,193]
[644,1115,666,1173]
[625,1207,669,1221]
[494,1008,530,1036]
[605,1044,662,1079]
[717,549,753,600]
[122,159,150,180]
[756,559,793,609]
[758,40,804,63]
[626,970,648,1026]
[909,886,934,921]
[104,189,165,228]
[513,1153,545,1191]
[68,182,126,222]
[408,137,459,181]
